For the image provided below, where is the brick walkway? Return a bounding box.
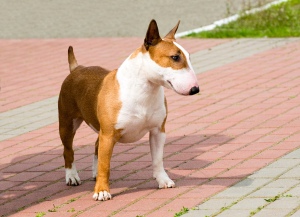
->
[1,37,300,217]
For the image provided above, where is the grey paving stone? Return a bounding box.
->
[267,159,300,168]
[4,128,29,135]
[184,209,219,217]
[248,187,286,198]
[232,178,272,188]
[283,149,300,159]
[217,209,253,217]
[280,167,300,178]
[248,167,289,178]
[212,187,254,198]
[264,178,299,189]
[286,185,300,197]
[291,209,300,217]
[230,198,267,210]
[266,197,300,209]
[253,208,292,217]
[0,134,15,141]
[192,38,298,74]
[0,96,58,141]
[197,198,236,210]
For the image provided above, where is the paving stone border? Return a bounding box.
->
[184,149,300,217]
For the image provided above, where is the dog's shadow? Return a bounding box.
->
[0,133,246,215]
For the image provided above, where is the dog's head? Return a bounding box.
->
[142,19,199,96]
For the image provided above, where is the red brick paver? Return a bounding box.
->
[1,38,300,217]
[0,38,228,112]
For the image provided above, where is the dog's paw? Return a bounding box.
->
[158,178,175,189]
[65,165,81,186]
[155,173,175,188]
[66,173,81,186]
[93,191,112,201]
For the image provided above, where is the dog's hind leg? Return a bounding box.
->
[59,115,83,186]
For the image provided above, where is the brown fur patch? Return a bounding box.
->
[149,40,188,70]
[97,69,122,134]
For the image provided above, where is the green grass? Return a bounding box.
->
[67,208,76,212]
[174,207,189,217]
[188,0,300,38]
[35,212,46,217]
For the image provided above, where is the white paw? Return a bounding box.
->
[157,177,175,189]
[65,164,81,186]
[155,172,175,188]
[92,191,112,201]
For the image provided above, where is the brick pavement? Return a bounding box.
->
[1,37,300,217]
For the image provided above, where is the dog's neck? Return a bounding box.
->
[115,49,165,118]
[116,46,163,95]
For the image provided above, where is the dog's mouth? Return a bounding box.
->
[167,80,177,93]
[166,80,188,96]
[167,80,173,89]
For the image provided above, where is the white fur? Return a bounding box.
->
[65,163,81,186]
[92,155,98,179]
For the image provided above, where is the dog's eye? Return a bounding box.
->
[171,55,180,62]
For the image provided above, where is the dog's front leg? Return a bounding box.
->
[93,132,116,201]
[150,128,175,188]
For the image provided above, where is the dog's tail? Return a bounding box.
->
[68,46,78,72]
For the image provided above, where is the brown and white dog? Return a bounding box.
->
[58,20,199,201]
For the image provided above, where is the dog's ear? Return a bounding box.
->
[164,20,180,40]
[144,19,161,50]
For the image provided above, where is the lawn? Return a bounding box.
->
[188,0,300,38]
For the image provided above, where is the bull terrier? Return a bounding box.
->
[58,19,199,201]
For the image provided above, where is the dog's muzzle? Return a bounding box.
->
[189,86,200,95]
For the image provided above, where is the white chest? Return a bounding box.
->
[115,76,166,143]
[116,88,166,143]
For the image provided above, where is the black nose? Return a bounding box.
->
[189,86,199,95]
